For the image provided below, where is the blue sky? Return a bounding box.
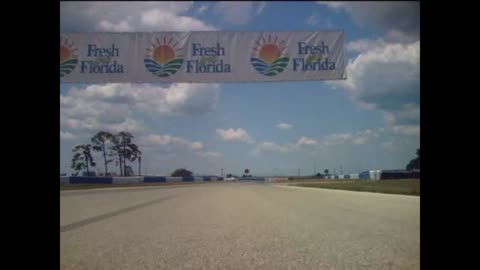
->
[60,2,420,176]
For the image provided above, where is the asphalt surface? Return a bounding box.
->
[60,182,420,270]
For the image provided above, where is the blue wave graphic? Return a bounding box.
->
[144,58,183,77]
[250,57,289,76]
[60,58,78,77]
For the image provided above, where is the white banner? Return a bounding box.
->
[60,31,346,83]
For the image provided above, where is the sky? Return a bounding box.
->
[60,1,420,177]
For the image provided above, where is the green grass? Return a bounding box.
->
[291,179,420,196]
[60,181,224,191]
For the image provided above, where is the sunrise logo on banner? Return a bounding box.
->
[144,36,185,78]
[250,35,290,76]
[60,36,78,78]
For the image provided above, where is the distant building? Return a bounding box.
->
[359,170,381,180]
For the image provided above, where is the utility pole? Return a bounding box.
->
[340,164,343,175]
[314,161,316,175]
[298,168,301,176]
[221,168,224,178]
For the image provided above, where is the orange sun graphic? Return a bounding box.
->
[60,38,77,64]
[147,36,183,64]
[60,46,70,63]
[153,45,175,64]
[252,35,287,64]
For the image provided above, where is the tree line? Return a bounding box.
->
[71,131,141,177]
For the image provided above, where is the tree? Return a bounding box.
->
[124,143,141,176]
[324,169,329,175]
[91,131,113,176]
[110,135,123,176]
[110,131,136,176]
[120,132,134,176]
[406,148,420,170]
[138,155,142,176]
[124,165,134,176]
[71,144,96,175]
[171,168,193,177]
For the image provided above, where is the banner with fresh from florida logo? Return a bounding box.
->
[60,31,346,83]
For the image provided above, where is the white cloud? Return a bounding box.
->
[346,38,387,53]
[140,9,217,31]
[216,128,254,144]
[276,123,292,130]
[318,2,346,10]
[196,4,209,15]
[297,136,318,146]
[323,129,379,146]
[136,134,222,162]
[198,151,222,158]
[382,136,419,153]
[255,2,267,16]
[61,2,216,32]
[60,131,75,140]
[385,29,419,44]
[318,2,419,38]
[391,125,420,136]
[97,20,134,32]
[331,41,419,128]
[141,134,204,151]
[60,83,221,134]
[213,2,255,25]
[253,136,324,156]
[306,14,320,26]
[252,128,381,156]
[382,141,396,152]
[323,133,352,146]
[254,142,293,155]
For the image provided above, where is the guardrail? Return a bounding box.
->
[60,176,224,184]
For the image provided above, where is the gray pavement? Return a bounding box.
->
[60,182,419,270]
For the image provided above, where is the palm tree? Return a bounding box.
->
[91,131,113,176]
[110,135,123,176]
[324,169,329,175]
[111,132,133,176]
[119,132,134,176]
[111,132,141,176]
[138,155,142,176]
[124,143,141,176]
[71,144,96,175]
